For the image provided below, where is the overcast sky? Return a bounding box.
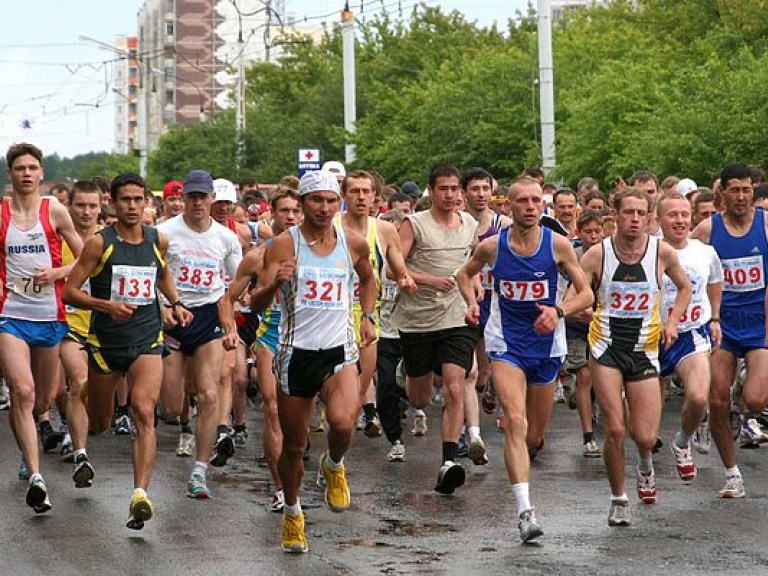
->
[0,0,531,159]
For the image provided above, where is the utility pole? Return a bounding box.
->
[537,0,556,174]
[342,2,356,164]
[235,22,246,171]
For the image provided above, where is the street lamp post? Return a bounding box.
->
[342,3,356,165]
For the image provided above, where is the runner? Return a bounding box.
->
[59,180,103,488]
[391,163,479,495]
[657,192,722,484]
[249,170,376,553]
[221,185,302,512]
[157,170,242,498]
[0,143,82,514]
[336,170,415,438]
[63,172,192,529]
[457,176,592,542]
[581,186,691,526]
[691,164,768,498]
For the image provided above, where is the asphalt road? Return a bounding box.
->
[1,392,767,576]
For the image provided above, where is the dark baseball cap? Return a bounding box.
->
[401,181,423,199]
[182,170,214,194]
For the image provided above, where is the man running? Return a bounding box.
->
[1,143,82,514]
[249,170,376,553]
[457,176,592,542]
[657,192,722,484]
[392,164,479,495]
[691,163,768,498]
[221,186,302,512]
[63,172,192,529]
[581,187,691,527]
[157,170,242,498]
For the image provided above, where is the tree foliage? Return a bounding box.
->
[135,0,768,190]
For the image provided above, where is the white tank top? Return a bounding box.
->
[278,223,356,351]
[0,198,65,321]
[157,215,243,308]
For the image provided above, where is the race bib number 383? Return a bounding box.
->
[111,265,157,305]
[298,266,348,310]
[722,255,764,292]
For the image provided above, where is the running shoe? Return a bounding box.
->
[730,406,742,441]
[387,440,405,462]
[18,458,30,481]
[26,476,52,514]
[233,427,248,447]
[210,432,235,467]
[457,432,469,458]
[651,438,663,454]
[554,382,566,404]
[186,472,211,499]
[468,437,489,465]
[0,379,9,410]
[113,414,133,436]
[670,442,696,482]
[72,454,95,488]
[583,440,601,458]
[481,381,497,415]
[281,512,308,553]
[270,490,285,513]
[309,403,326,433]
[636,468,657,504]
[176,432,195,458]
[60,434,74,463]
[717,476,745,499]
[356,412,365,431]
[693,418,710,455]
[740,417,768,448]
[518,508,544,543]
[608,498,630,526]
[363,415,382,438]
[39,420,62,453]
[434,461,465,495]
[126,492,154,530]
[411,413,427,437]
[318,452,350,512]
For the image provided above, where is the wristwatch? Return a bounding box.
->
[555,306,565,319]
[362,312,376,325]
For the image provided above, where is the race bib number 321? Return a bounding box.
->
[298,267,348,310]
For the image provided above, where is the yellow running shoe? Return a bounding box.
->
[319,452,350,512]
[281,512,308,553]
[127,491,154,530]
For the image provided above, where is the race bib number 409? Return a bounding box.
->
[298,267,348,310]
[111,265,157,305]
[722,256,764,292]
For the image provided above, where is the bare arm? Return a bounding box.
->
[220,248,262,347]
[378,219,416,293]
[156,236,192,328]
[456,237,495,327]
[660,243,692,349]
[690,217,712,244]
[38,201,82,283]
[250,233,294,315]
[554,236,594,316]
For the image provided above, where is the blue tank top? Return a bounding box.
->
[710,210,768,310]
[484,226,566,358]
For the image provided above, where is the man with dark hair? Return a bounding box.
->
[2,143,82,515]
[522,167,545,186]
[393,163,479,495]
[400,181,423,205]
[49,182,71,206]
[553,188,578,240]
[691,163,768,498]
[629,170,661,236]
[238,176,259,200]
[692,190,717,229]
[387,191,412,214]
[63,172,192,530]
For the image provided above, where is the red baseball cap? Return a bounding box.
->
[163,180,183,198]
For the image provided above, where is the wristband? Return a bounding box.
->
[555,306,565,319]
[171,301,184,309]
[710,317,720,324]
[362,312,376,325]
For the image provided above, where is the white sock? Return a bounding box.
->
[611,492,628,503]
[413,408,425,417]
[512,482,531,516]
[29,473,43,484]
[284,498,301,516]
[326,453,344,470]
[674,430,691,448]
[73,448,87,459]
[133,487,147,498]
[468,426,481,442]
[637,457,653,475]
[726,465,741,479]
[192,461,208,477]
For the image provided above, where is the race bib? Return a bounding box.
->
[382,279,398,302]
[722,255,764,293]
[606,281,653,318]
[298,266,348,310]
[111,265,157,305]
[176,256,219,293]
[12,276,52,297]
[480,265,494,291]
[498,279,548,302]
[662,269,703,330]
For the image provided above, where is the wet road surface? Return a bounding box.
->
[1,393,767,575]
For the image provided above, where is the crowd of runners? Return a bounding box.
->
[3,141,768,552]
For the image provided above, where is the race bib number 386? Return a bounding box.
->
[298,266,348,310]
[722,255,764,292]
[111,265,157,305]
